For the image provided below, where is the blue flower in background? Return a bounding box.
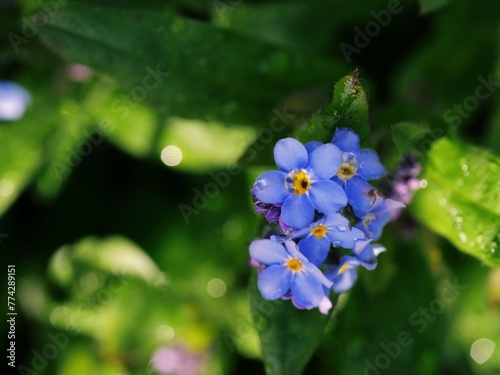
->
[253,137,347,229]
[324,240,386,293]
[249,239,333,309]
[291,213,365,266]
[354,197,406,240]
[0,81,31,121]
[331,128,386,211]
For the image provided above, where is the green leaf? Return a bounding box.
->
[410,137,500,267]
[295,71,371,147]
[49,236,162,286]
[391,121,430,155]
[249,270,333,375]
[38,6,347,127]
[419,0,453,13]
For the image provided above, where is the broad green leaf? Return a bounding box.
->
[391,121,430,155]
[49,236,162,286]
[157,117,256,172]
[38,7,347,127]
[212,1,335,53]
[392,0,498,119]
[295,71,371,147]
[410,137,500,267]
[419,0,453,13]
[249,270,334,375]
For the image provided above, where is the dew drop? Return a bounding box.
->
[490,242,497,253]
[458,232,467,244]
[337,225,348,232]
[461,164,468,172]
[332,241,341,247]
[457,179,464,187]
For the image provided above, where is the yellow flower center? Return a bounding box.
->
[285,170,311,195]
[311,225,327,239]
[338,263,350,275]
[336,153,358,181]
[287,259,303,272]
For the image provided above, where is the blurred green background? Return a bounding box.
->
[1,0,499,374]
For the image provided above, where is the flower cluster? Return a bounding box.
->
[249,128,404,313]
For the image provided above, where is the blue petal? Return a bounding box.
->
[352,241,385,270]
[304,263,333,288]
[345,176,377,211]
[249,239,288,265]
[332,267,358,293]
[307,143,341,180]
[258,265,291,300]
[367,216,388,240]
[305,141,322,153]
[254,171,288,204]
[297,236,330,266]
[327,257,360,293]
[332,128,360,155]
[352,240,377,269]
[274,138,308,172]
[283,240,309,263]
[309,180,347,214]
[326,227,365,249]
[352,192,384,218]
[281,194,315,229]
[323,213,349,228]
[357,149,386,180]
[354,221,376,240]
[0,81,31,121]
[290,269,324,307]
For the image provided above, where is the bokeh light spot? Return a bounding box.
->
[470,338,496,364]
[207,278,226,298]
[161,145,183,166]
[0,178,15,197]
[156,324,175,342]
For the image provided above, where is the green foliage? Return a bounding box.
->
[391,121,430,155]
[410,137,500,267]
[38,6,347,128]
[249,271,334,375]
[295,71,371,147]
[2,0,500,374]
[419,0,453,13]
